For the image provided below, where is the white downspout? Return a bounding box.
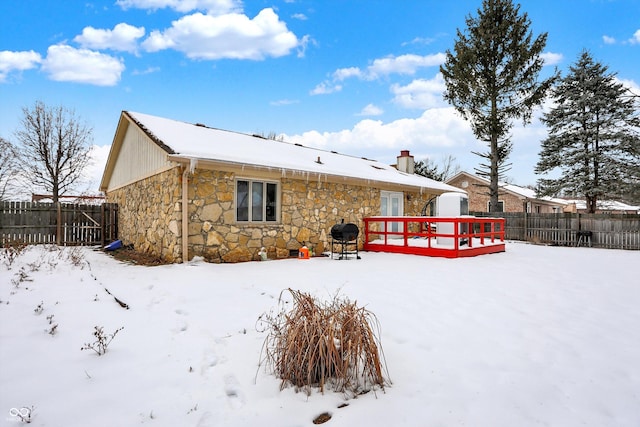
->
[182,165,189,263]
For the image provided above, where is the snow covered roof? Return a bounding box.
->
[563,199,640,213]
[447,171,567,205]
[500,182,568,205]
[126,111,462,193]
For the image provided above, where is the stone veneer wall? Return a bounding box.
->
[106,167,183,262]
[187,169,436,263]
[108,166,437,263]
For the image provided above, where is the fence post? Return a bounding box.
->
[101,203,106,247]
[523,202,528,241]
[56,203,61,245]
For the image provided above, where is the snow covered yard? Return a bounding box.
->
[1,242,639,427]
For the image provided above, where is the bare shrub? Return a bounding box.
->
[81,326,124,356]
[258,289,390,397]
[34,301,44,315]
[11,267,32,288]
[65,246,86,268]
[1,241,27,269]
[46,314,58,336]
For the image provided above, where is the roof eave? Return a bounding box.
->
[168,154,461,194]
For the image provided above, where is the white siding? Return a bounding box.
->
[108,125,171,190]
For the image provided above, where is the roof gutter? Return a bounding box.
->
[167,154,463,194]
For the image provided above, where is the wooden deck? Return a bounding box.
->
[363,216,506,258]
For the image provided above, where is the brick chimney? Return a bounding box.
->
[396,150,415,174]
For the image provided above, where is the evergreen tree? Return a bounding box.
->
[441,0,555,212]
[535,51,640,213]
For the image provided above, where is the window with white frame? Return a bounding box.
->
[236,179,278,222]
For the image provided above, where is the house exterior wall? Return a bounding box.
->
[446,175,525,212]
[528,201,563,214]
[108,124,171,190]
[186,168,435,262]
[108,165,436,263]
[106,167,183,262]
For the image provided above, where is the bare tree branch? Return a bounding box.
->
[14,101,93,202]
[0,137,20,201]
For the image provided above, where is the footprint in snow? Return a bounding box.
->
[200,350,219,375]
[196,411,215,427]
[173,320,188,333]
[224,375,245,409]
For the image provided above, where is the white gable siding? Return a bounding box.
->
[107,125,171,190]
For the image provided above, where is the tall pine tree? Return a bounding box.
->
[441,0,555,212]
[535,51,640,212]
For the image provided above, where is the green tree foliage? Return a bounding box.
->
[535,51,640,212]
[440,0,556,212]
[14,101,93,203]
[414,155,460,182]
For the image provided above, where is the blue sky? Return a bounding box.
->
[1,0,638,192]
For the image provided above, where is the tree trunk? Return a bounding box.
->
[52,182,59,204]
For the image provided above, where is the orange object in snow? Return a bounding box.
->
[298,247,309,259]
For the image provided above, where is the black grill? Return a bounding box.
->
[330,220,361,260]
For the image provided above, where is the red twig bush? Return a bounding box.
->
[258,289,390,396]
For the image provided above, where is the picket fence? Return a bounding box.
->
[472,212,640,250]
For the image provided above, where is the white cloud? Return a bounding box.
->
[332,53,446,82]
[116,0,241,14]
[142,8,299,60]
[284,107,475,153]
[74,23,146,54]
[283,106,550,186]
[310,81,342,95]
[357,104,384,116]
[296,34,314,58]
[391,74,446,109]
[314,53,445,96]
[366,53,446,79]
[616,77,640,97]
[270,99,299,106]
[131,66,160,75]
[603,35,616,44]
[333,66,363,81]
[401,36,436,47]
[0,50,42,82]
[540,52,563,66]
[291,13,307,20]
[630,29,640,44]
[41,45,125,86]
[84,144,113,190]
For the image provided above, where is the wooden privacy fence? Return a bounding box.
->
[0,202,118,246]
[472,212,640,250]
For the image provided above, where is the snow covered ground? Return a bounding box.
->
[1,242,639,427]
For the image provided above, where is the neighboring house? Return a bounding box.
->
[446,171,567,213]
[100,111,463,263]
[562,199,640,214]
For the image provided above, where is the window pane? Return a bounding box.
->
[266,183,277,221]
[391,197,399,232]
[252,182,263,221]
[460,197,469,215]
[237,180,249,221]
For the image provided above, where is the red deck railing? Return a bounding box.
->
[363,216,506,258]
